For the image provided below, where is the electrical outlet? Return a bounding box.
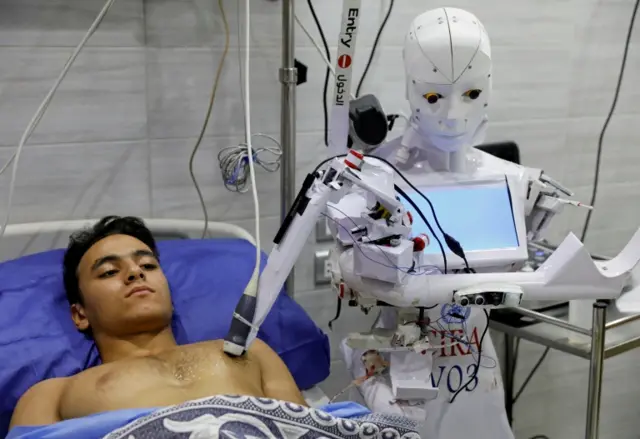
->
[315,217,333,243]
[314,249,331,285]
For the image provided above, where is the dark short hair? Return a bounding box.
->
[63,216,159,306]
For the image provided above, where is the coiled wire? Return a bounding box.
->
[217,133,282,192]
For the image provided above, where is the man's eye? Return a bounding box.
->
[142,263,158,270]
[99,270,118,278]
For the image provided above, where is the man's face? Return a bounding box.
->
[72,234,173,337]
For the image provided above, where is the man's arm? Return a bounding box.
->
[250,339,307,406]
[9,378,67,429]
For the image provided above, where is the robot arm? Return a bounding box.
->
[223,151,412,356]
[224,151,640,359]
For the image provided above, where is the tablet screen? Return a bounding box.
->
[404,180,519,255]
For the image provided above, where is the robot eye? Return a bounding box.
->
[423,93,443,104]
[463,89,482,100]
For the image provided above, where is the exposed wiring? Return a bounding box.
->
[323,206,441,276]
[218,134,282,193]
[450,309,490,403]
[364,155,468,269]
[355,0,395,98]
[189,0,230,239]
[461,319,496,369]
[0,0,117,249]
[394,185,448,274]
[580,0,639,242]
[311,154,453,274]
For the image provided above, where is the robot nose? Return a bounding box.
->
[445,97,466,120]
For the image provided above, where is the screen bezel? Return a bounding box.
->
[400,174,528,270]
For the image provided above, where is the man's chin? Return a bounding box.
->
[122,309,174,333]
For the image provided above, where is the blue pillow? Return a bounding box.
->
[0,238,330,437]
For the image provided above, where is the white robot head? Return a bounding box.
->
[403,8,491,152]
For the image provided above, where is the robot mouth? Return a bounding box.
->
[436,131,467,139]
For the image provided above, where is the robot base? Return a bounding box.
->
[393,380,439,401]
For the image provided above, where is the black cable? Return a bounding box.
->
[365,155,469,265]
[513,346,550,403]
[307,0,332,147]
[355,0,395,98]
[580,0,639,242]
[395,184,448,274]
[461,256,473,273]
[450,309,489,403]
[313,154,465,273]
[312,155,338,173]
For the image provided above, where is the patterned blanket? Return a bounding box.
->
[103,395,421,438]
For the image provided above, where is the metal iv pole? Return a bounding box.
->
[280,0,297,297]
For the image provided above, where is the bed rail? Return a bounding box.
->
[3,219,255,244]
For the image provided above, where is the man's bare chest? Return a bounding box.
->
[59,342,263,420]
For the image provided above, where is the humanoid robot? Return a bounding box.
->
[222,6,640,439]
[326,7,593,438]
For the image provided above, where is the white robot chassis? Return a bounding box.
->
[223,3,640,408]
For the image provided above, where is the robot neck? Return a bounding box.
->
[400,124,470,173]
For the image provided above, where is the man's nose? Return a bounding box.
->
[126,266,145,282]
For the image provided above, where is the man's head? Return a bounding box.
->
[63,216,173,339]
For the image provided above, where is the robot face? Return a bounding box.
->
[403,8,492,152]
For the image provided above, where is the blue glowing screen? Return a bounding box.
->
[403,181,519,255]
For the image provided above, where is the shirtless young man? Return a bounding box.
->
[10,216,306,429]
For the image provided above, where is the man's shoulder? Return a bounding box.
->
[26,366,104,395]
[15,377,69,411]
[21,377,69,399]
[11,377,69,429]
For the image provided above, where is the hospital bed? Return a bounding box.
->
[0,218,335,438]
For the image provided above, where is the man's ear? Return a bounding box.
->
[71,303,90,331]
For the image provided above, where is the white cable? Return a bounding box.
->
[242,0,261,297]
[294,14,356,100]
[0,0,117,247]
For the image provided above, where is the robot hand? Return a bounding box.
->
[525,170,592,241]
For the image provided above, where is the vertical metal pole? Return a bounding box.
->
[585,301,607,439]
[280,0,297,297]
[503,334,515,426]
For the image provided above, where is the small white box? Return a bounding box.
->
[354,239,414,284]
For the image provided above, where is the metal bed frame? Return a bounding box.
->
[3,219,255,243]
[492,300,640,439]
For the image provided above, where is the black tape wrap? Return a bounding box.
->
[224,294,257,356]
